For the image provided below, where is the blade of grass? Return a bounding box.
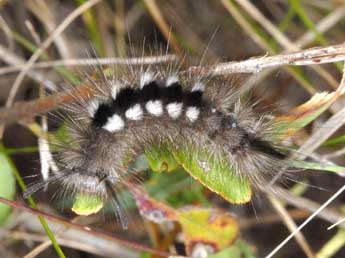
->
[289,0,326,45]
[5,0,102,112]
[143,0,182,55]
[76,0,105,57]
[234,0,338,91]
[0,142,66,258]
[268,195,314,258]
[0,43,57,90]
[266,184,345,258]
[323,134,345,146]
[221,0,316,95]
[113,0,126,57]
[289,0,342,71]
[223,2,345,96]
[278,6,296,32]
[290,160,345,176]
[5,146,39,154]
[12,31,80,84]
[315,228,345,258]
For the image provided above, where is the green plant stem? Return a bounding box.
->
[76,0,105,57]
[278,7,296,32]
[0,142,66,258]
[289,0,342,71]
[316,228,345,258]
[5,146,39,154]
[323,134,345,146]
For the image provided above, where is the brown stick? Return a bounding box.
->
[0,84,93,125]
[0,196,172,257]
[1,43,345,126]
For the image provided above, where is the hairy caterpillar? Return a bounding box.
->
[24,56,289,229]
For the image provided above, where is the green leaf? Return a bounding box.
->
[71,193,104,216]
[0,152,16,225]
[132,187,239,255]
[139,252,151,258]
[178,208,239,255]
[145,144,179,173]
[149,170,210,207]
[172,144,252,204]
[209,240,257,258]
[275,92,338,138]
[291,160,345,176]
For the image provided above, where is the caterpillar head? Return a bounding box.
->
[56,125,134,197]
[57,126,132,228]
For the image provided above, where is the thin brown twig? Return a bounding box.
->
[5,0,102,110]
[8,230,138,258]
[294,63,345,159]
[234,0,338,89]
[267,184,345,258]
[328,217,345,230]
[1,43,345,126]
[113,0,126,57]
[0,44,56,90]
[268,195,315,258]
[0,14,14,50]
[190,43,345,76]
[0,83,93,125]
[322,145,345,159]
[276,187,345,227]
[23,216,81,258]
[24,241,55,258]
[296,5,345,47]
[221,0,316,94]
[0,54,177,75]
[0,196,172,257]
[220,0,268,52]
[25,0,74,59]
[143,0,182,55]
[221,0,345,96]
[235,0,297,50]
[240,209,309,229]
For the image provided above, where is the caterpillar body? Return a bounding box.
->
[25,59,288,228]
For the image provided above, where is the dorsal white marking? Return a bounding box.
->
[103,114,125,132]
[186,107,200,122]
[125,104,143,120]
[87,100,99,117]
[145,100,163,116]
[110,80,122,99]
[166,102,183,119]
[192,81,205,92]
[140,72,154,88]
[166,75,179,86]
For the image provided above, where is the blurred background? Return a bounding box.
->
[0,1,345,258]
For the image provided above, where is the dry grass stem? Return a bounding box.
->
[5,0,102,109]
[0,54,177,75]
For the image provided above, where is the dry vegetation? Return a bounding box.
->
[0,1,345,258]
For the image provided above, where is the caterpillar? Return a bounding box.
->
[24,57,289,229]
